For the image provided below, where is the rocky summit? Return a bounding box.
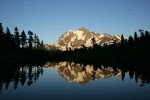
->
[45,27,121,51]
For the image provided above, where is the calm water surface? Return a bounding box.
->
[0,62,150,100]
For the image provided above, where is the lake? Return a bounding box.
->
[0,61,150,100]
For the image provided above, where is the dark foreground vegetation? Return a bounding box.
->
[50,29,150,66]
[0,22,49,62]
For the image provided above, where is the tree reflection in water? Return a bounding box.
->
[0,61,150,93]
[0,62,44,93]
[45,62,150,86]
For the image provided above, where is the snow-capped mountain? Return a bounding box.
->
[45,62,121,85]
[54,27,121,51]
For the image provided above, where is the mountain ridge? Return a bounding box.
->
[45,27,121,51]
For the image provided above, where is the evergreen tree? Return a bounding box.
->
[5,27,12,49]
[34,34,37,48]
[91,37,97,48]
[144,31,150,48]
[139,30,144,38]
[14,27,20,48]
[134,32,138,40]
[40,40,44,50]
[91,37,96,45]
[36,35,40,49]
[0,23,3,37]
[33,34,40,49]
[5,27,11,37]
[0,23,4,50]
[145,31,149,36]
[139,30,145,47]
[121,34,125,47]
[20,30,26,48]
[28,31,33,49]
[128,35,134,47]
[134,32,139,47]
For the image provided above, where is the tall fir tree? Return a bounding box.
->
[121,34,125,47]
[20,30,26,48]
[36,35,40,49]
[0,23,4,50]
[14,27,20,48]
[128,35,134,47]
[34,34,37,48]
[144,31,150,48]
[28,31,33,49]
[33,34,40,49]
[0,23,3,37]
[5,27,12,49]
[134,32,138,47]
[40,40,44,50]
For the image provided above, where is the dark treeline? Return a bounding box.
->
[50,30,150,66]
[0,22,48,61]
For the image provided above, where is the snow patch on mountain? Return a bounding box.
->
[73,30,85,40]
[54,27,121,51]
[85,39,92,47]
[115,35,121,40]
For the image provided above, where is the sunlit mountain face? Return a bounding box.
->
[45,27,121,51]
[45,62,121,84]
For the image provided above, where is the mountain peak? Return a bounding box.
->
[54,28,121,51]
[78,27,89,32]
[67,30,73,32]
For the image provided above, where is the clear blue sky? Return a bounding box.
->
[0,0,150,44]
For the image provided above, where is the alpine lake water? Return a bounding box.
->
[0,61,150,100]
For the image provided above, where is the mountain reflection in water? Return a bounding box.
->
[0,61,150,93]
[45,62,121,85]
[45,62,150,86]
